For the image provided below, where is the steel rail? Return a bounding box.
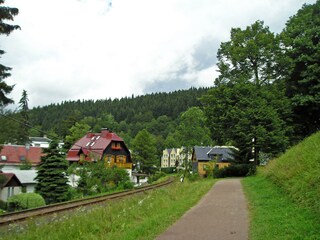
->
[0,177,174,226]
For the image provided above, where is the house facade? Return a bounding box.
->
[2,170,37,193]
[66,129,132,171]
[192,146,236,176]
[0,145,42,171]
[29,136,52,148]
[161,147,192,168]
[0,173,22,201]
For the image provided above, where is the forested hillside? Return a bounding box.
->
[1,1,319,165]
[0,87,211,153]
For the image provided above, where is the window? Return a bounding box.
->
[116,155,126,163]
[1,155,7,161]
[105,154,115,163]
[111,142,121,150]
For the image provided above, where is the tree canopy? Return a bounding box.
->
[281,1,320,138]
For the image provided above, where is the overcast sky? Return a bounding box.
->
[2,0,316,109]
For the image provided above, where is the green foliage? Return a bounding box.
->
[281,1,320,139]
[147,171,166,183]
[19,160,32,170]
[202,82,290,163]
[165,107,213,147]
[35,141,70,204]
[7,193,45,211]
[216,20,281,86]
[0,199,6,210]
[64,122,90,150]
[213,164,256,178]
[263,131,320,217]
[16,90,30,144]
[202,20,293,163]
[131,129,159,174]
[0,1,20,107]
[160,167,176,174]
[71,161,132,196]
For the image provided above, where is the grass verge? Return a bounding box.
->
[242,175,319,240]
[0,178,216,240]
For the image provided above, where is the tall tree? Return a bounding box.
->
[0,0,20,106]
[203,21,291,164]
[17,90,30,144]
[165,107,212,147]
[35,141,69,204]
[280,1,320,138]
[202,82,290,164]
[216,20,281,86]
[131,129,158,174]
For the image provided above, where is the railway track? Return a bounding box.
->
[0,177,174,226]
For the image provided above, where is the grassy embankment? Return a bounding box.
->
[243,131,320,239]
[0,178,217,240]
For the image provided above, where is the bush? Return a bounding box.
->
[0,199,7,210]
[7,193,46,211]
[148,171,166,183]
[187,173,200,182]
[160,167,176,174]
[213,164,256,178]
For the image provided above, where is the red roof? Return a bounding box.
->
[0,145,42,166]
[66,129,124,162]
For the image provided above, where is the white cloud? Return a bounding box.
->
[2,0,317,108]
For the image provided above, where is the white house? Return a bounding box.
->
[2,170,37,193]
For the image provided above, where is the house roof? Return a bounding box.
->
[29,136,52,143]
[0,145,43,165]
[66,129,124,161]
[207,146,236,161]
[193,146,213,161]
[193,146,237,162]
[1,170,37,184]
[0,173,22,188]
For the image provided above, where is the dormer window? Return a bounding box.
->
[111,142,121,150]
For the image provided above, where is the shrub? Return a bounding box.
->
[213,164,256,178]
[7,193,46,211]
[0,199,7,210]
[148,171,166,183]
[187,173,200,182]
[160,167,176,174]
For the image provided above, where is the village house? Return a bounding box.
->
[161,147,192,168]
[66,128,132,175]
[1,170,37,193]
[0,145,42,171]
[0,173,22,202]
[192,146,237,176]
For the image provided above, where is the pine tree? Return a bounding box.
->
[17,90,30,144]
[35,141,69,204]
[0,1,20,106]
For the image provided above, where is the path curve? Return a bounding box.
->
[156,178,248,240]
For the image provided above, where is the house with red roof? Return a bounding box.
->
[0,145,43,171]
[66,129,132,170]
[0,173,22,201]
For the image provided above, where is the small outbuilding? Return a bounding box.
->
[0,173,22,202]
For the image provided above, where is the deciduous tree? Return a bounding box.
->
[280,1,320,138]
[131,129,158,174]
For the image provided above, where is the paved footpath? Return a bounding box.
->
[156,178,248,240]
